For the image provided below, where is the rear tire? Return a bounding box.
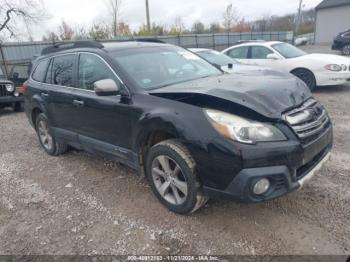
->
[145,139,208,214]
[35,113,68,156]
[342,44,350,56]
[291,69,316,92]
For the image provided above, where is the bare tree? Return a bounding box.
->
[191,21,206,34]
[42,31,59,42]
[0,0,46,40]
[170,16,185,34]
[59,20,74,40]
[222,3,239,32]
[105,0,123,38]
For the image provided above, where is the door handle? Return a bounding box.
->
[73,99,85,107]
[41,92,49,97]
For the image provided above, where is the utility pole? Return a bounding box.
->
[294,0,303,43]
[145,0,151,32]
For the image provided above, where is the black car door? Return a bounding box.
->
[71,52,140,167]
[45,53,80,145]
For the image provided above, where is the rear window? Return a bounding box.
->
[32,59,49,82]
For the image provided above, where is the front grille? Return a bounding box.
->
[283,99,331,145]
[0,84,8,97]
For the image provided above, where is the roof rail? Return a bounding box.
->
[41,41,104,55]
[134,38,166,44]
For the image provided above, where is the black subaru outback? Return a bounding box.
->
[0,66,23,112]
[24,41,333,214]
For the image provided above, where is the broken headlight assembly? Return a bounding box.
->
[204,109,287,144]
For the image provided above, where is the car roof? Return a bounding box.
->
[102,41,172,52]
[230,41,283,48]
[188,48,213,53]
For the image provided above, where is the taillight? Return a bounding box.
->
[17,82,28,94]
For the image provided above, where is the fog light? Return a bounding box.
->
[253,178,270,195]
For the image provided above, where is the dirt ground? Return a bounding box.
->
[1,57,350,256]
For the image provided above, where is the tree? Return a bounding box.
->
[169,16,185,35]
[117,21,131,36]
[59,20,74,40]
[42,31,59,42]
[191,21,206,34]
[0,0,46,40]
[136,23,166,36]
[233,18,251,32]
[222,3,239,32]
[106,0,123,38]
[209,22,222,33]
[74,26,89,40]
[88,23,110,40]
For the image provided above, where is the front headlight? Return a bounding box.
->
[325,64,342,72]
[5,84,15,92]
[204,109,287,144]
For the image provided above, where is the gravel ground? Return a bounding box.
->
[0,63,350,255]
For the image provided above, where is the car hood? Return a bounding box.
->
[301,53,350,64]
[150,71,311,119]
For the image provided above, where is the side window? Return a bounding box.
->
[251,46,273,59]
[51,55,75,87]
[78,53,117,90]
[32,59,49,82]
[226,46,249,59]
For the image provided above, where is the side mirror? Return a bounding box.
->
[267,53,280,60]
[94,79,120,96]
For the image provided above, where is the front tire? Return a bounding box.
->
[291,69,316,91]
[342,44,350,56]
[145,140,208,214]
[35,113,68,156]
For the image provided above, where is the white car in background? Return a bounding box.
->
[222,41,350,91]
[189,48,269,74]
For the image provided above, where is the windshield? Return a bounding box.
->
[111,46,222,90]
[272,43,306,59]
[196,50,239,67]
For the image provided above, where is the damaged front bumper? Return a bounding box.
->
[200,125,333,203]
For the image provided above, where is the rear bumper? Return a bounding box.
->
[0,96,24,104]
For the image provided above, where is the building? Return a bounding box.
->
[315,0,350,44]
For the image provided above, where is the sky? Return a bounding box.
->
[33,0,323,40]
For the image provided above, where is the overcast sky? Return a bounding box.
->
[34,0,323,39]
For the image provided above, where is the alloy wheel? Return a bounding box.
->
[38,120,53,151]
[151,155,188,205]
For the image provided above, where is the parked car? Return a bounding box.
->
[190,48,272,75]
[332,29,350,56]
[223,41,350,91]
[0,66,24,111]
[189,48,238,72]
[24,41,333,214]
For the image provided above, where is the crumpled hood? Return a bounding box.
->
[150,70,312,119]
